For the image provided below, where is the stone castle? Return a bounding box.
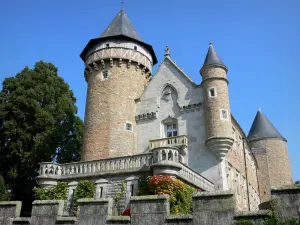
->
[37,8,293,212]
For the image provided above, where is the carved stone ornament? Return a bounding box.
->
[162,86,172,102]
[162,115,177,124]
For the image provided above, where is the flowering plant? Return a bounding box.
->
[138,175,196,214]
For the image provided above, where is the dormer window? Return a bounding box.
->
[134,46,137,51]
[208,87,217,97]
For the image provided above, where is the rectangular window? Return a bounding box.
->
[131,184,134,196]
[166,124,178,137]
[125,123,132,131]
[106,43,110,48]
[220,109,229,120]
[100,187,103,198]
[103,70,108,79]
[134,46,137,51]
[208,87,216,97]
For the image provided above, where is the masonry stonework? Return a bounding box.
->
[82,61,149,161]
[249,139,293,188]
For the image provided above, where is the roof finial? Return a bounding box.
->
[209,40,213,45]
[164,45,170,57]
[258,106,261,112]
[121,0,124,10]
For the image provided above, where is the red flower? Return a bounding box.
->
[122,208,131,216]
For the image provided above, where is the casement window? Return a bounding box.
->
[166,124,178,137]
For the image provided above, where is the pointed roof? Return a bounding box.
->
[202,41,226,68]
[100,9,143,42]
[80,9,157,64]
[248,109,285,141]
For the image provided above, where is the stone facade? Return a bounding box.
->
[249,138,293,203]
[82,60,150,161]
[226,119,260,210]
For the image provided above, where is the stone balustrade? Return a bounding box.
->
[38,153,152,179]
[152,147,183,164]
[38,148,213,191]
[149,135,188,153]
[178,163,214,191]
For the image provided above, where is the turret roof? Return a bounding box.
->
[100,9,143,42]
[80,9,157,64]
[247,109,285,141]
[202,41,226,68]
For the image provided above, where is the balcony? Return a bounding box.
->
[149,135,188,153]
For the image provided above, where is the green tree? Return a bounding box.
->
[0,61,83,212]
[0,175,10,201]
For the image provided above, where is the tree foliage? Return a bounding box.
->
[0,61,83,211]
[0,175,10,201]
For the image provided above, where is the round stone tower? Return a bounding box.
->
[248,109,293,201]
[200,42,234,160]
[80,9,157,161]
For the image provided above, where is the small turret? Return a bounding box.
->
[200,42,234,160]
[80,9,157,161]
[248,109,293,202]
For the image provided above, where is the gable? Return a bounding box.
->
[136,57,203,116]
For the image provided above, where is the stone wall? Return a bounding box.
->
[82,60,149,161]
[226,120,260,211]
[1,185,299,224]
[250,138,293,189]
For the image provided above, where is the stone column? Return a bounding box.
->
[76,198,113,225]
[192,191,235,225]
[130,195,170,225]
[30,200,64,225]
[0,201,21,225]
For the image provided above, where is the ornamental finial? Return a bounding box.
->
[121,0,124,10]
[164,46,170,57]
[209,40,213,45]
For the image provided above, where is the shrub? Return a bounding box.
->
[138,175,195,214]
[33,182,67,200]
[0,175,10,201]
[73,180,95,214]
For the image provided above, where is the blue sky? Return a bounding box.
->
[0,0,299,181]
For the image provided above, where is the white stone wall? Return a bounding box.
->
[136,57,223,188]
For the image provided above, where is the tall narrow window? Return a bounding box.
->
[220,109,229,120]
[131,184,134,196]
[125,122,132,131]
[166,124,178,137]
[100,187,103,198]
[208,87,217,97]
[103,70,108,79]
[134,46,137,51]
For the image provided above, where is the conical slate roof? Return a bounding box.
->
[203,42,225,68]
[248,109,284,141]
[100,9,143,42]
[80,9,157,64]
